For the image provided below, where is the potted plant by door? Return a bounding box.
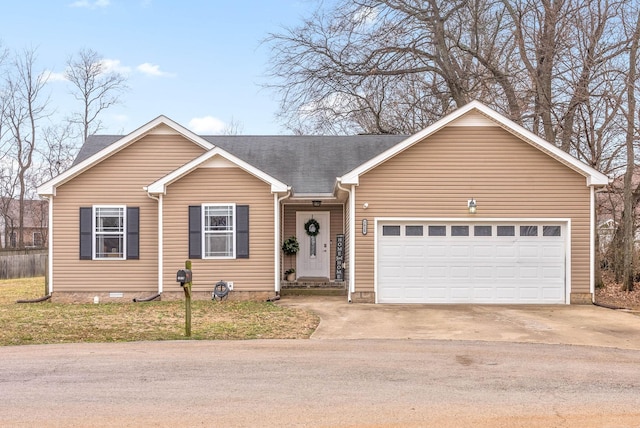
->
[284,268,296,282]
[282,236,299,280]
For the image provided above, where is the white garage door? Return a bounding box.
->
[377,222,566,304]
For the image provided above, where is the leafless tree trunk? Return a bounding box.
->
[621,10,640,292]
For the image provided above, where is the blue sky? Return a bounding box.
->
[1,0,320,135]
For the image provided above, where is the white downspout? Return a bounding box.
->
[275,190,291,294]
[146,189,163,294]
[336,180,354,303]
[44,195,53,295]
[590,186,596,303]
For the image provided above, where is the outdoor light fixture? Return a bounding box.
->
[312,200,322,207]
[467,198,477,214]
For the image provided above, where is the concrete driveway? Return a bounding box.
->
[279,296,640,350]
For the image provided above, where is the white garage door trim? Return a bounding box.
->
[374,217,571,304]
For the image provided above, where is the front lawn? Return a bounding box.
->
[0,277,319,346]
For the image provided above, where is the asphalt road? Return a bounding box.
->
[1,339,639,427]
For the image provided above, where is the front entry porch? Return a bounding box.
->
[281,204,346,291]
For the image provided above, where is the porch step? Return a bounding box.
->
[280,280,347,297]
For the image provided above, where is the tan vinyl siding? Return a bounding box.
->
[163,167,274,292]
[354,126,591,295]
[282,204,344,279]
[52,134,206,292]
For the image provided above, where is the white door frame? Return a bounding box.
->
[296,211,331,278]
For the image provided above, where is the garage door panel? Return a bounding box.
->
[473,245,495,257]
[496,266,517,279]
[428,266,447,278]
[427,245,447,257]
[380,244,402,257]
[404,244,426,257]
[518,245,541,258]
[404,266,425,278]
[450,245,471,257]
[473,266,494,279]
[377,221,566,304]
[520,266,540,279]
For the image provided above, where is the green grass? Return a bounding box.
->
[0,277,319,346]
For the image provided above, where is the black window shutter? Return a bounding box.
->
[188,206,202,259]
[127,207,140,260]
[79,207,93,260]
[236,205,249,258]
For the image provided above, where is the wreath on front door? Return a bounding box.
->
[304,218,320,236]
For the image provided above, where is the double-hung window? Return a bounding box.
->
[79,206,139,260]
[203,204,235,258]
[188,204,249,259]
[94,206,125,259]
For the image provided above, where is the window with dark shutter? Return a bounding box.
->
[236,205,249,258]
[188,205,202,259]
[79,207,93,260]
[127,207,140,259]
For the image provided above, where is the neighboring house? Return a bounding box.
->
[0,198,48,249]
[37,101,609,304]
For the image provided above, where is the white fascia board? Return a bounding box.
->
[37,115,215,196]
[339,100,609,187]
[147,147,290,194]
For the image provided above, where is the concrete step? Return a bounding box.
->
[280,280,347,296]
[280,287,347,297]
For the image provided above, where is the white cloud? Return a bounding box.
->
[188,116,227,134]
[136,62,174,77]
[100,59,132,75]
[353,6,378,27]
[43,70,67,83]
[69,0,110,8]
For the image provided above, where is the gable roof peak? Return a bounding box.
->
[340,100,609,187]
[37,114,214,196]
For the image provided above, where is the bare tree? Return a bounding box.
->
[2,47,49,248]
[65,48,127,142]
[267,0,633,161]
[37,122,77,180]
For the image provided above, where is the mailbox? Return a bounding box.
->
[176,269,192,285]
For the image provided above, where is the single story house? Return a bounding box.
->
[37,101,609,304]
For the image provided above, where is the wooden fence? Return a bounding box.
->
[0,249,47,279]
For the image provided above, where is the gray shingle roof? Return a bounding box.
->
[74,134,407,195]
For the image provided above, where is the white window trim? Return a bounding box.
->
[93,205,127,260]
[202,203,236,260]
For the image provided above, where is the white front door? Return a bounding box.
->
[296,211,330,278]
